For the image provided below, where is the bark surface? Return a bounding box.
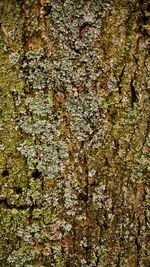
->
[0,0,149,266]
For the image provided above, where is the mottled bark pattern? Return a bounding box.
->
[0,0,149,266]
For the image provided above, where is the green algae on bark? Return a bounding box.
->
[0,0,149,266]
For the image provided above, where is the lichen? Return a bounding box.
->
[0,0,149,266]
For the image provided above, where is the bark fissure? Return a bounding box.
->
[130,78,138,108]
[0,198,41,210]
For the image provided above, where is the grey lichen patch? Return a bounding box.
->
[21,49,50,92]
[40,0,111,92]
[7,246,36,267]
[64,173,82,217]
[67,91,106,143]
[9,51,20,64]
[16,92,68,178]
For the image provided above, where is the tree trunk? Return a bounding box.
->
[0,0,149,266]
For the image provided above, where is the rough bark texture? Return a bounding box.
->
[0,0,149,266]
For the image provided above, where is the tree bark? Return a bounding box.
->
[0,0,149,266]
